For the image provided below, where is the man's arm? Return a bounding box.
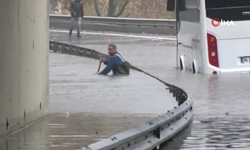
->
[99,56,109,65]
[99,57,115,75]
[81,3,84,18]
[104,59,109,65]
[70,2,76,14]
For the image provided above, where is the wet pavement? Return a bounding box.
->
[50,31,250,150]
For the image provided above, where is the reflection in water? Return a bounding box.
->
[160,121,193,150]
[0,114,157,150]
[0,118,50,150]
[207,75,220,101]
[49,113,156,149]
[172,75,250,149]
[181,116,250,149]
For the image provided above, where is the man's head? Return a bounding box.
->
[108,44,117,56]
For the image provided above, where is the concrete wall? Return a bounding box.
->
[0,0,49,136]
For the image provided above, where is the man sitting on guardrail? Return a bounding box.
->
[98,44,130,76]
[69,0,84,38]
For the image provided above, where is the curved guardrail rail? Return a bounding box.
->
[49,40,193,150]
[49,14,176,35]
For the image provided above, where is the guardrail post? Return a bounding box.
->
[53,42,57,52]
[86,49,91,57]
[72,46,76,55]
[64,43,69,53]
[58,44,62,52]
[153,127,161,139]
[68,45,72,55]
[169,87,173,93]
[173,88,176,97]
[81,49,86,57]
[178,95,186,106]
[49,41,53,50]
[65,44,69,54]
[75,46,80,56]
[62,43,65,53]
[175,89,181,100]
[60,43,64,53]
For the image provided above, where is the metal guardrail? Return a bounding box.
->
[81,103,192,150]
[50,14,176,27]
[49,40,193,150]
[49,14,177,35]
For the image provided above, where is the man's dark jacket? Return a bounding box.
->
[70,0,84,18]
[99,52,130,75]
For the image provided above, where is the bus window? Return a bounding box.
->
[167,0,186,11]
[206,0,250,9]
[167,0,175,11]
[205,0,250,21]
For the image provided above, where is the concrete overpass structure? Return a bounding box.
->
[0,0,48,136]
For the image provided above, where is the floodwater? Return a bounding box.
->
[51,31,250,150]
[0,32,178,150]
[49,52,176,115]
[1,30,250,150]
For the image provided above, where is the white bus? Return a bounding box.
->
[167,0,250,74]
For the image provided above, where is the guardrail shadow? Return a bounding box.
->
[49,40,193,150]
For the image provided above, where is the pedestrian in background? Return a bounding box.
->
[69,0,84,38]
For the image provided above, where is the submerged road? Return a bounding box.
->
[0,31,178,150]
[1,29,250,150]
[50,30,250,150]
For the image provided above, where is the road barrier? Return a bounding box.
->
[49,40,193,150]
[49,14,176,35]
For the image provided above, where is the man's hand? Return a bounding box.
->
[99,57,105,63]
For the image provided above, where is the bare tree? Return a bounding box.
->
[49,0,62,13]
[93,0,130,17]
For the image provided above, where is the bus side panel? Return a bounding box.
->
[178,22,201,71]
[177,0,201,73]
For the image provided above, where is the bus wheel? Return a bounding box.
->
[180,59,183,70]
[192,62,196,74]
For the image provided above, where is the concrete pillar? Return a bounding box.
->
[0,0,49,136]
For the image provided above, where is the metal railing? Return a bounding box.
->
[49,14,177,35]
[49,40,193,150]
[81,102,192,150]
[50,14,176,27]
